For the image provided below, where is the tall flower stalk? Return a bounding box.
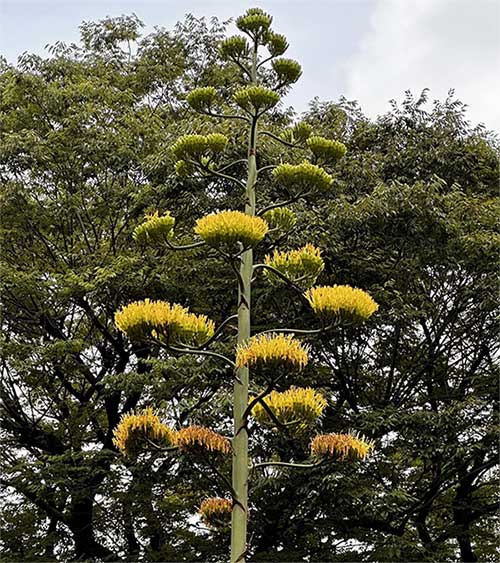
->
[113,8,378,562]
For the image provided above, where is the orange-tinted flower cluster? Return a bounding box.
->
[177,425,231,456]
[310,433,373,461]
[199,497,233,528]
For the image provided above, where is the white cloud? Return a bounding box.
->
[343,0,500,132]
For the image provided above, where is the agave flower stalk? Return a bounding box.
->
[112,8,378,563]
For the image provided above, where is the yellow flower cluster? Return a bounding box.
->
[264,244,324,289]
[251,387,327,428]
[132,211,175,245]
[236,333,309,370]
[194,210,268,250]
[199,497,233,528]
[112,408,176,457]
[306,285,378,322]
[177,425,231,456]
[310,433,374,461]
[114,299,215,345]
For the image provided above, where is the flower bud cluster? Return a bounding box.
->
[233,85,280,113]
[273,161,333,194]
[307,135,347,163]
[262,207,297,232]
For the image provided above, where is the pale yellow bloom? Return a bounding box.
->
[236,333,309,370]
[251,386,327,429]
[194,210,268,250]
[264,244,324,289]
[132,211,175,244]
[306,285,378,321]
[176,425,231,455]
[114,299,215,345]
[310,433,374,460]
[112,407,176,457]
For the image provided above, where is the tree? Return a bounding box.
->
[110,8,377,563]
[244,95,499,561]
[0,13,242,561]
[1,9,498,563]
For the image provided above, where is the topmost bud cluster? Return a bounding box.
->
[235,8,273,41]
[218,8,296,89]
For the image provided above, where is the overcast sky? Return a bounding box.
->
[1,0,499,131]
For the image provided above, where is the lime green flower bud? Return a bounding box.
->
[262,207,297,232]
[233,86,280,113]
[206,133,228,153]
[172,134,209,160]
[273,161,333,194]
[236,8,272,37]
[220,35,249,60]
[246,7,269,16]
[186,87,217,112]
[307,136,347,163]
[133,211,175,244]
[175,160,194,177]
[292,122,313,142]
[272,58,302,85]
[172,134,228,161]
[265,32,288,56]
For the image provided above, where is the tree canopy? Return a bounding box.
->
[1,13,498,563]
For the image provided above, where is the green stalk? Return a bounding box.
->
[230,38,259,563]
